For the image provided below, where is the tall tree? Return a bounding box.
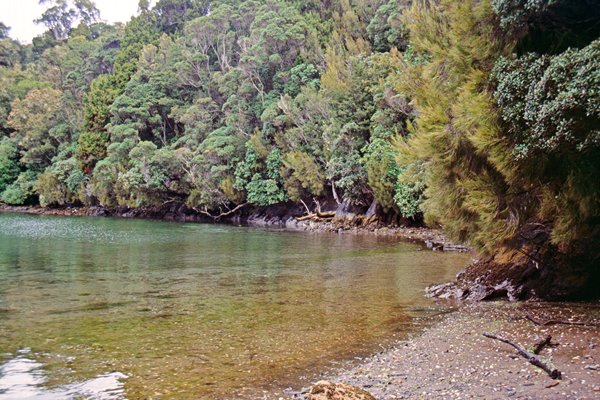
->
[35,0,100,41]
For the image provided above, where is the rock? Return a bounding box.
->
[308,380,376,400]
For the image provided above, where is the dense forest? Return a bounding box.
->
[0,0,598,287]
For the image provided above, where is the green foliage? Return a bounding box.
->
[152,0,210,34]
[281,150,324,202]
[393,162,426,219]
[1,170,37,205]
[235,139,286,206]
[284,63,320,97]
[0,66,49,136]
[8,87,75,170]
[0,22,9,40]
[0,37,23,68]
[35,0,100,42]
[80,12,159,167]
[492,40,600,247]
[367,0,409,52]
[362,138,399,212]
[0,137,20,192]
[493,42,600,160]
[109,36,183,147]
[396,0,509,249]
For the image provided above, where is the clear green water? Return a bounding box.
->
[0,213,470,399]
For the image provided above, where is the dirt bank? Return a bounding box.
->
[280,301,600,400]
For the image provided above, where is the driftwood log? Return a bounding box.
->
[532,334,552,355]
[296,211,336,222]
[526,314,600,328]
[483,332,561,379]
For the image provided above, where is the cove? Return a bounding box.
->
[0,213,470,399]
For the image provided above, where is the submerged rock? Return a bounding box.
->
[308,380,376,400]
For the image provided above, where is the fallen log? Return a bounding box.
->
[526,314,600,328]
[297,213,317,221]
[316,210,336,218]
[296,212,335,222]
[483,332,561,379]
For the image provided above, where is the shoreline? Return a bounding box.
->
[283,301,600,400]
[0,204,471,252]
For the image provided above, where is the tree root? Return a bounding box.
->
[483,332,561,379]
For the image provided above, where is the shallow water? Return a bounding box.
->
[0,213,470,399]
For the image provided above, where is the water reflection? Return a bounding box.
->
[0,349,126,400]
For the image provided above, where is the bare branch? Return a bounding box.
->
[193,203,248,220]
[483,332,561,379]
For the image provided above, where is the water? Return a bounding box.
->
[0,213,470,399]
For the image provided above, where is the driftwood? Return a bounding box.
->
[483,332,562,379]
[526,314,600,328]
[296,211,336,222]
[296,213,335,222]
[194,203,248,220]
[297,213,317,221]
[532,334,552,355]
[316,211,336,218]
[296,199,336,222]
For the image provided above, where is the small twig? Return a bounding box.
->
[526,314,600,328]
[483,332,561,379]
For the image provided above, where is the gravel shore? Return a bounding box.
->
[281,301,600,400]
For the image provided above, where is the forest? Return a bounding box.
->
[0,0,598,287]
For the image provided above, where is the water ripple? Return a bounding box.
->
[0,349,127,400]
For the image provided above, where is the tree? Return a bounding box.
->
[281,150,324,202]
[79,13,159,172]
[395,0,508,249]
[0,22,10,39]
[8,87,74,170]
[152,0,210,34]
[491,40,600,249]
[0,137,20,193]
[109,35,183,147]
[1,171,38,205]
[35,0,100,42]
[234,137,287,206]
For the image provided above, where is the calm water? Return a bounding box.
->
[0,213,470,399]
